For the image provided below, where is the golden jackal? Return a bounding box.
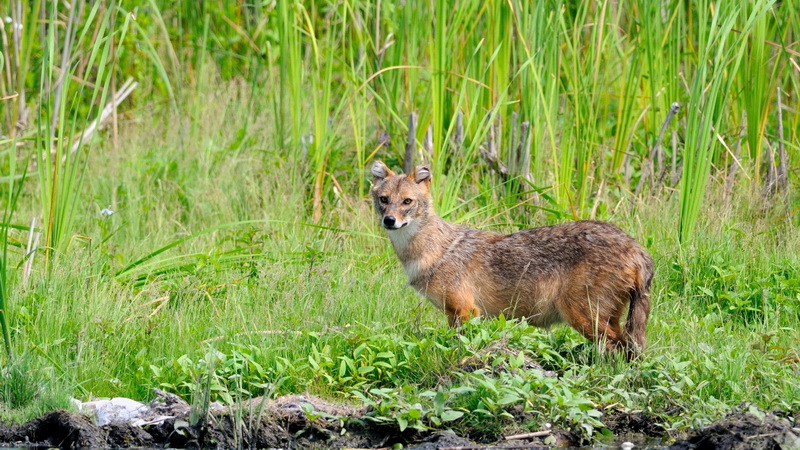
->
[370,161,654,357]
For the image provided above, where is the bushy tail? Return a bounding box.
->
[625,255,653,355]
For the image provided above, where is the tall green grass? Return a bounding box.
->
[35,1,131,265]
[0,137,24,359]
[3,1,796,220]
[678,0,773,242]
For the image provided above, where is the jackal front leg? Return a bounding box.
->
[444,290,481,327]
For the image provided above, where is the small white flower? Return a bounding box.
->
[100,207,114,217]
[621,442,635,449]
[4,17,22,30]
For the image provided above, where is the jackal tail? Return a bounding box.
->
[625,261,653,353]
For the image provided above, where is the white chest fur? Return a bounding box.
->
[386,222,426,281]
[386,222,417,249]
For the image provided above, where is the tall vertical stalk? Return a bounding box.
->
[678,0,773,242]
[36,1,130,266]
[277,0,303,154]
[0,137,25,360]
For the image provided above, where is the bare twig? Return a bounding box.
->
[716,131,748,180]
[518,121,532,183]
[495,115,502,169]
[479,147,509,177]
[403,112,418,174]
[635,102,679,196]
[655,106,674,181]
[22,218,39,288]
[423,124,433,162]
[505,430,552,440]
[49,67,98,88]
[669,129,677,185]
[671,161,683,188]
[454,110,464,150]
[670,115,688,187]
[69,78,138,156]
[724,115,745,204]
[480,115,509,178]
[590,178,605,220]
[487,114,496,159]
[762,140,778,198]
[509,111,518,174]
[776,87,788,193]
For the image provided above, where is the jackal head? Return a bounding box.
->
[370,161,433,231]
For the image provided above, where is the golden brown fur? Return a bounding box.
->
[370,161,654,358]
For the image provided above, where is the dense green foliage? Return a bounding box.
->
[0,0,798,440]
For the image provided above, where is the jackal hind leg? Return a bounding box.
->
[558,293,629,355]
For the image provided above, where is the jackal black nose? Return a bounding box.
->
[383,216,396,227]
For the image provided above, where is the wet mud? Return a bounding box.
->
[668,408,800,450]
[0,397,796,449]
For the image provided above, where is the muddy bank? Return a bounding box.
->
[0,397,797,449]
[669,408,800,450]
[0,394,401,449]
[0,392,568,449]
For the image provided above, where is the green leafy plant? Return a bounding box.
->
[151,344,289,405]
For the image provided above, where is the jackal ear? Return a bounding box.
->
[412,164,431,185]
[371,161,394,181]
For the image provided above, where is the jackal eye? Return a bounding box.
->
[403,198,413,205]
[379,196,389,204]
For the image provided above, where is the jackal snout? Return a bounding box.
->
[382,215,398,228]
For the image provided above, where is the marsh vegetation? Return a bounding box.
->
[0,0,798,446]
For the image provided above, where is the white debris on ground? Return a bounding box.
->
[79,397,151,426]
[72,389,341,428]
[73,389,200,427]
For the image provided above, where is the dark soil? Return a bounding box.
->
[669,407,800,450]
[406,430,475,449]
[0,395,408,449]
[0,411,107,448]
[601,409,670,447]
[0,398,796,449]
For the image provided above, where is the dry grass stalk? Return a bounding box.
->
[69,77,138,156]
[403,112,418,174]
